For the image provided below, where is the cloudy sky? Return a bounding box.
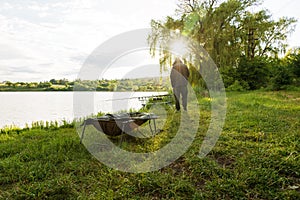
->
[0,0,299,82]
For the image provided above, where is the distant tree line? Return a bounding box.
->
[0,78,170,92]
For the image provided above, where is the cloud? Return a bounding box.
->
[0,43,30,60]
[0,0,178,82]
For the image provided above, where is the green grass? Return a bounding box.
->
[0,91,299,199]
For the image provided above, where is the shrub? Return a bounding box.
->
[270,66,293,90]
[236,57,270,90]
[227,80,249,91]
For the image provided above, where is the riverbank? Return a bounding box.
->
[0,91,299,199]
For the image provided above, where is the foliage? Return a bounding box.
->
[268,59,293,90]
[148,0,297,90]
[227,80,247,91]
[236,56,270,90]
[149,0,296,66]
[285,48,300,85]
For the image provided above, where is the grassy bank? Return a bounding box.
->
[0,91,299,199]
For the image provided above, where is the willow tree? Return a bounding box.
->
[148,0,296,85]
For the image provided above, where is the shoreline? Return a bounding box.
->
[0,91,170,132]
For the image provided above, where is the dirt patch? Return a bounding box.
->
[215,156,235,168]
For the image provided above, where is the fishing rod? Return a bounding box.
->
[103,93,171,102]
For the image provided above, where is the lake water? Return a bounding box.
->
[0,91,167,129]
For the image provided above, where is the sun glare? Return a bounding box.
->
[169,38,189,57]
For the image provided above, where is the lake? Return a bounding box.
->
[0,91,167,129]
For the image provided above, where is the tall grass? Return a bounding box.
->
[0,120,75,135]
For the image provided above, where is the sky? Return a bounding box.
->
[0,0,299,82]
